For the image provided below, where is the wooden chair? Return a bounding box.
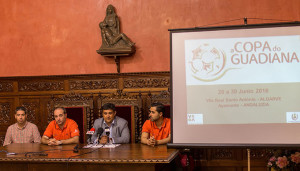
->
[47,92,94,144]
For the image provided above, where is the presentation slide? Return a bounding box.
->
[170,23,300,146]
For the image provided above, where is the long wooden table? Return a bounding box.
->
[0,143,179,171]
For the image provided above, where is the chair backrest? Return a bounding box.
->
[47,92,94,143]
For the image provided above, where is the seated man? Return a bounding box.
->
[141,103,171,146]
[91,103,130,144]
[3,106,41,146]
[41,107,79,145]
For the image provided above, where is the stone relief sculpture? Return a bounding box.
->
[97,4,135,56]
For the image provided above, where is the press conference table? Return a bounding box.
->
[0,143,179,171]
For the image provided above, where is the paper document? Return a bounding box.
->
[82,144,120,148]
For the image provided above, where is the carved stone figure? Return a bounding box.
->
[97,5,135,56]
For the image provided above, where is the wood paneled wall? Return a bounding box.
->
[0,72,271,170]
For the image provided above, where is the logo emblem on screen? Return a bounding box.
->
[286,112,300,123]
[292,113,298,120]
[189,44,227,81]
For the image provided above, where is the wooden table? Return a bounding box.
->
[0,143,179,171]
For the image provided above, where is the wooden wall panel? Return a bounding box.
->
[0,72,269,170]
[0,99,14,126]
[19,98,43,133]
[0,98,14,146]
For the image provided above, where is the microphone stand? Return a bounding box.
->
[87,135,92,145]
[106,132,110,144]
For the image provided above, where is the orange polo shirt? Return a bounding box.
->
[43,118,80,140]
[142,118,170,140]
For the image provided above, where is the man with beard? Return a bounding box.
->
[141,103,171,146]
[3,106,41,146]
[41,107,79,146]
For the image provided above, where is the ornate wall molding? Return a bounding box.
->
[212,149,234,159]
[249,149,268,159]
[0,82,13,92]
[147,90,171,110]
[69,79,118,90]
[21,102,39,124]
[0,103,11,124]
[18,81,64,92]
[149,90,170,101]
[124,77,169,88]
[50,92,93,107]
[99,91,141,105]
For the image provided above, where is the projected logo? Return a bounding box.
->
[292,113,298,120]
[286,112,300,123]
[188,44,227,81]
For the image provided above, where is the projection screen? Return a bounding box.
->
[169,22,300,147]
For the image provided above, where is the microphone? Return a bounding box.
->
[73,144,79,153]
[86,128,95,144]
[97,128,104,144]
[105,127,110,144]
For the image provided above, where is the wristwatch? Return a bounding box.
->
[58,140,62,145]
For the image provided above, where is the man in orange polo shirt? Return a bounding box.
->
[141,102,170,146]
[41,107,79,145]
